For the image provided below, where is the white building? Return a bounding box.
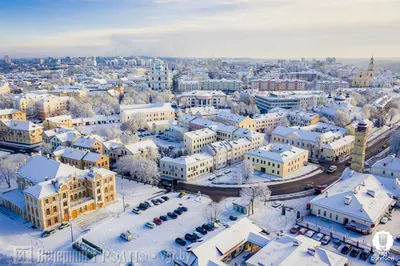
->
[149,64,171,91]
[316,80,349,91]
[309,172,395,233]
[120,103,175,123]
[253,111,289,133]
[287,110,320,127]
[177,90,228,108]
[199,79,243,94]
[371,154,400,179]
[178,80,199,92]
[251,79,306,91]
[159,153,213,181]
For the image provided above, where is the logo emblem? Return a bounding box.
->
[372,231,394,252]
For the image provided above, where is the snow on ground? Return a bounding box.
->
[150,136,184,150]
[188,161,322,187]
[78,123,121,135]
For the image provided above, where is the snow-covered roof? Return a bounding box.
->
[24,180,58,199]
[18,155,84,185]
[55,147,87,160]
[73,136,100,148]
[44,115,72,123]
[0,119,41,131]
[102,138,123,151]
[178,114,197,123]
[161,153,213,166]
[120,103,173,114]
[321,135,355,150]
[372,154,400,173]
[310,172,395,223]
[54,131,81,143]
[246,235,348,266]
[216,112,248,124]
[233,128,263,140]
[180,90,226,97]
[82,152,102,162]
[1,189,26,210]
[184,128,216,139]
[215,124,238,133]
[123,139,157,155]
[246,143,308,163]
[0,109,20,116]
[189,118,219,127]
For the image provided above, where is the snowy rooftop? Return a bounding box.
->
[102,138,123,151]
[253,111,288,121]
[24,180,58,199]
[189,118,219,127]
[178,114,197,123]
[0,119,41,131]
[233,128,263,140]
[310,172,395,223]
[161,152,212,165]
[321,135,355,150]
[54,131,80,143]
[45,115,72,122]
[207,138,251,153]
[180,90,227,97]
[82,152,102,162]
[288,110,319,119]
[0,109,19,116]
[0,189,26,210]
[216,112,248,124]
[124,139,157,155]
[120,103,173,114]
[55,147,87,160]
[216,124,239,133]
[246,235,348,266]
[184,128,216,139]
[372,154,400,173]
[246,143,307,163]
[73,136,100,148]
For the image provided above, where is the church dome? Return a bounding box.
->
[155,65,164,71]
[335,95,346,101]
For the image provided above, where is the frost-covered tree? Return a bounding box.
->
[40,142,53,155]
[349,92,366,107]
[121,117,146,135]
[0,154,28,188]
[260,185,272,206]
[115,155,134,176]
[388,108,399,122]
[203,202,224,223]
[130,157,159,186]
[69,98,95,118]
[240,184,271,215]
[333,109,350,127]
[390,131,400,157]
[242,160,254,183]
[0,95,13,109]
[95,126,122,141]
[361,104,378,120]
[279,118,290,127]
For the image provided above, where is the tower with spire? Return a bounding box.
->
[351,56,375,87]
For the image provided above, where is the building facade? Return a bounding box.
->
[177,91,228,108]
[351,120,369,173]
[120,103,175,123]
[250,79,306,91]
[199,79,243,94]
[0,109,26,121]
[184,128,217,154]
[149,64,171,91]
[352,57,375,87]
[0,120,43,147]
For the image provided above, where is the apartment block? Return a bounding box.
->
[35,96,70,120]
[199,79,243,94]
[160,153,213,181]
[245,143,308,178]
[53,147,110,170]
[177,90,228,108]
[0,109,26,121]
[43,115,73,130]
[0,119,43,147]
[216,113,255,130]
[250,79,306,91]
[287,110,320,126]
[184,128,217,154]
[120,103,175,123]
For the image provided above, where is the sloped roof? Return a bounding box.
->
[124,139,157,155]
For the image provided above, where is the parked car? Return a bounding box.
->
[175,237,187,246]
[305,230,315,238]
[167,212,178,219]
[156,198,164,204]
[380,217,389,224]
[272,202,282,208]
[308,158,319,164]
[144,222,156,229]
[153,217,162,225]
[151,199,160,206]
[193,232,202,239]
[174,209,183,215]
[320,235,331,245]
[162,196,170,201]
[369,252,378,264]
[41,228,56,238]
[178,206,188,212]
[58,222,70,230]
[196,226,208,235]
[120,231,134,241]
[333,238,341,246]
[132,208,142,214]
[313,233,324,241]
[327,165,337,173]
[138,203,148,210]
[184,233,197,242]
[359,250,370,260]
[229,215,238,221]
[304,183,314,190]
[202,223,214,231]
[178,192,186,198]
[144,201,153,207]
[341,244,352,254]
[350,248,360,258]
[208,176,215,181]
[290,225,300,234]
[160,215,168,221]
[298,228,307,235]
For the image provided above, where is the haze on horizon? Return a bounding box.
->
[1,0,399,59]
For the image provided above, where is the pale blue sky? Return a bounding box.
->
[1,0,399,58]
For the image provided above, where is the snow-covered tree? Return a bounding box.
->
[361,104,378,120]
[69,98,95,118]
[333,109,350,127]
[0,154,27,188]
[203,202,224,223]
[349,92,366,107]
[240,184,271,215]
[390,131,400,157]
[115,155,134,176]
[40,142,53,155]
[279,118,290,127]
[260,185,272,206]
[130,157,159,186]
[121,117,146,135]
[388,108,399,122]
[95,126,122,141]
[319,116,332,124]
[176,109,184,118]
[0,95,13,109]
[148,148,160,164]
[242,160,254,183]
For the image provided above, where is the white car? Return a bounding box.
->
[120,231,134,241]
[132,208,142,214]
[305,230,315,238]
[313,233,324,241]
[380,217,389,224]
[145,222,156,229]
[272,202,282,208]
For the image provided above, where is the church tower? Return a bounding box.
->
[351,120,369,172]
[367,56,375,80]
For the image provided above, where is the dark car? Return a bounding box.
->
[167,212,178,219]
[156,198,164,204]
[196,226,208,235]
[41,228,56,238]
[360,250,371,260]
[290,225,300,234]
[153,217,162,225]
[143,201,152,208]
[175,237,187,246]
[174,209,183,215]
[160,215,168,221]
[341,245,352,255]
[161,196,170,201]
[179,206,188,212]
[184,233,197,242]
[151,199,160,206]
[202,223,213,231]
[350,248,360,258]
[229,215,238,221]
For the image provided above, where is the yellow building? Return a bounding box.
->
[216,113,256,130]
[7,155,117,230]
[184,128,217,154]
[0,119,43,146]
[0,109,26,121]
[245,143,308,178]
[352,57,375,87]
[351,120,369,173]
[0,82,11,94]
[35,96,70,120]
[43,115,73,130]
[53,147,110,170]
[73,136,104,154]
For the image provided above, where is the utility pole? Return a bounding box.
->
[123,195,126,212]
[70,221,74,243]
